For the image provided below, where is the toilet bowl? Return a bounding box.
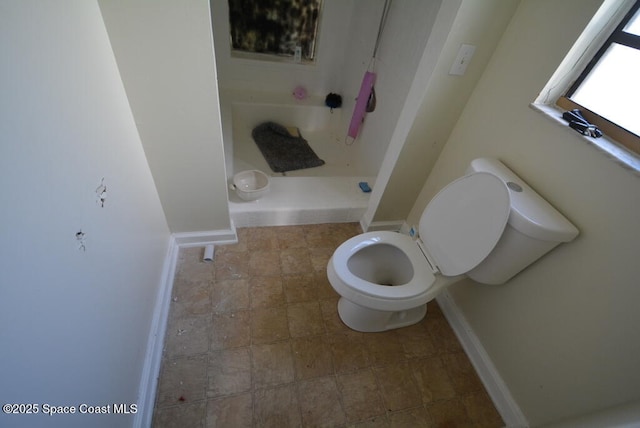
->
[327,158,580,332]
[327,231,462,331]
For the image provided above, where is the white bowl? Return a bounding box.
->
[231,170,270,201]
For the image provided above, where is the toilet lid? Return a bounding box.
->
[419,172,510,276]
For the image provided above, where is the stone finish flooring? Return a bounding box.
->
[152,223,504,427]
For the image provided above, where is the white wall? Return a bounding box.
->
[99,0,231,234]
[210,0,354,95]
[408,0,640,425]
[0,2,170,427]
[211,0,442,178]
[344,0,443,177]
[374,0,520,222]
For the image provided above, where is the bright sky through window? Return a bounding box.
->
[571,6,640,137]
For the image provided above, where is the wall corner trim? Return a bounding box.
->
[436,291,530,428]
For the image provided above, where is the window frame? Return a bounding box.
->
[557,0,640,155]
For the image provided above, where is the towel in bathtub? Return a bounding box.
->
[251,121,325,173]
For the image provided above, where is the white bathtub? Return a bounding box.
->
[225,90,370,178]
[219,89,375,226]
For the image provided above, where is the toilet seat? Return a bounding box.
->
[331,231,436,301]
[419,172,511,275]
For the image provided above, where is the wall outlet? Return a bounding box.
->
[449,44,476,76]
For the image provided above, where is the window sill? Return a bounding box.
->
[230,50,315,66]
[529,102,640,174]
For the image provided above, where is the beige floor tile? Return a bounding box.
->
[282,273,318,303]
[388,406,434,427]
[309,247,334,272]
[336,369,385,423]
[245,226,280,251]
[462,390,504,428]
[251,341,295,389]
[275,225,307,249]
[207,347,251,398]
[248,251,282,277]
[374,363,422,412]
[291,336,334,380]
[170,278,211,318]
[319,298,350,333]
[280,247,313,275]
[153,401,206,428]
[253,384,301,428]
[164,314,210,359]
[251,307,290,344]
[287,302,324,337]
[327,331,370,374]
[427,398,473,427]
[442,351,485,395]
[214,251,250,280]
[363,331,406,366]
[250,276,286,308]
[351,415,390,427]
[428,317,464,355]
[176,248,215,283]
[303,224,336,248]
[411,357,456,403]
[298,376,346,427]
[315,271,339,300]
[156,355,207,408]
[210,310,250,350]
[396,322,438,359]
[211,279,249,313]
[206,393,253,428]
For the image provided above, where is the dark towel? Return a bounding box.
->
[251,122,325,173]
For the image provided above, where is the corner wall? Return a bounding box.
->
[409,0,640,425]
[99,0,231,234]
[0,2,170,427]
[373,0,520,222]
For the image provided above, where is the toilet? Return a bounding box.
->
[327,158,579,332]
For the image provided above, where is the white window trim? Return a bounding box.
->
[531,0,640,173]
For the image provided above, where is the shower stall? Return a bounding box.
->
[210,0,441,227]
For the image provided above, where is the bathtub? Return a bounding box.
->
[219,89,375,226]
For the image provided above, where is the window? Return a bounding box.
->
[557,0,640,155]
[227,0,322,63]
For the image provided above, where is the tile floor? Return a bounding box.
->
[152,223,504,427]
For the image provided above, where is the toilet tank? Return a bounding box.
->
[465,158,579,284]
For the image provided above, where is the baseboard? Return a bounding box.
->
[172,225,238,247]
[134,226,241,427]
[362,220,407,232]
[436,291,529,428]
[133,235,179,428]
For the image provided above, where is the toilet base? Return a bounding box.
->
[337,297,427,332]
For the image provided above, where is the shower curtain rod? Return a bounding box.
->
[370,0,393,68]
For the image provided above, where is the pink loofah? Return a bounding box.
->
[292,86,308,100]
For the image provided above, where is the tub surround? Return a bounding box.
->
[221,89,375,227]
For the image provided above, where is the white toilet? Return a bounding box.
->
[327,158,579,332]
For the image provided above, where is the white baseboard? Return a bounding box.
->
[133,235,179,428]
[134,227,239,427]
[436,291,529,428]
[362,220,407,232]
[172,225,238,247]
